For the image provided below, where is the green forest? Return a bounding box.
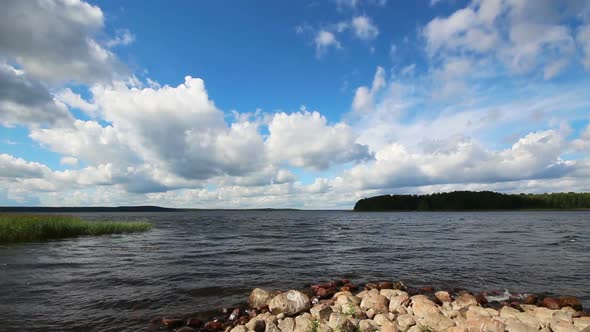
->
[353,191,590,211]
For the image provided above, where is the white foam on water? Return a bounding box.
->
[485,289,512,302]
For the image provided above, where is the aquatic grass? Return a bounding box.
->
[0,214,152,243]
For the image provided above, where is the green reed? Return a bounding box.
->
[0,214,152,243]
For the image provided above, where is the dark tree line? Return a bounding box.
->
[353,191,590,211]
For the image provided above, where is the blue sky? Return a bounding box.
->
[1,0,590,208]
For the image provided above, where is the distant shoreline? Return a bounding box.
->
[1,206,590,213]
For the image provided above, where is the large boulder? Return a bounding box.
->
[249,288,275,308]
[269,290,311,316]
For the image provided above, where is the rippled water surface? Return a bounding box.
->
[1,211,589,331]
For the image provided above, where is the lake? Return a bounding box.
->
[0,211,588,331]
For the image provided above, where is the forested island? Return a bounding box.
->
[353,191,590,211]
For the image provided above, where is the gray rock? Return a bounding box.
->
[249,288,274,308]
[310,303,333,322]
[269,290,311,316]
[278,317,295,332]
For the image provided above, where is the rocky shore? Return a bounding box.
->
[148,280,589,332]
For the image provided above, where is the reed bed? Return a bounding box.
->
[0,214,152,243]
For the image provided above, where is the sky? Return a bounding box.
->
[1,0,590,209]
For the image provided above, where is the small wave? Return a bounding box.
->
[485,289,511,302]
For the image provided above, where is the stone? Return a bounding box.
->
[417,314,456,332]
[475,294,488,306]
[278,317,295,332]
[337,295,361,306]
[294,313,313,332]
[453,294,478,310]
[407,326,422,332]
[532,307,555,326]
[340,303,363,318]
[583,328,590,332]
[373,314,391,326]
[360,294,390,314]
[187,318,204,328]
[574,317,590,330]
[250,289,275,308]
[412,298,440,317]
[443,310,460,319]
[230,326,247,332]
[435,291,452,303]
[266,321,281,332]
[359,319,380,332]
[381,289,402,299]
[380,282,395,289]
[559,297,583,311]
[446,327,468,332]
[333,291,353,298]
[269,290,311,316]
[550,320,578,332]
[310,303,333,322]
[524,295,538,305]
[500,306,521,319]
[204,321,224,331]
[519,305,538,314]
[514,312,541,330]
[162,318,184,329]
[176,328,196,332]
[328,313,355,332]
[246,313,274,332]
[381,321,398,332]
[421,286,435,292]
[462,317,505,332]
[504,319,537,332]
[389,292,410,311]
[397,314,416,330]
[541,298,560,310]
[465,306,492,319]
[393,281,407,291]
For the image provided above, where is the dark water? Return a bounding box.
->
[0,211,589,331]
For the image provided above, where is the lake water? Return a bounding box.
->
[0,211,589,331]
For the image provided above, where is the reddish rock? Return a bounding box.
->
[421,286,435,293]
[476,293,488,305]
[542,298,561,309]
[524,294,538,305]
[341,279,350,284]
[187,318,203,328]
[176,328,196,332]
[379,281,394,289]
[560,297,583,311]
[259,305,269,314]
[204,321,223,331]
[238,316,250,324]
[340,286,351,292]
[365,282,379,290]
[162,318,184,329]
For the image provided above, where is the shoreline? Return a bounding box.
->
[148,280,589,332]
